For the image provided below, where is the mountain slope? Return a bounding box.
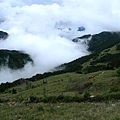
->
[0,31,33,70]
[82,43,120,73]
[62,32,120,73]
[0,31,120,92]
[0,70,120,120]
[0,50,33,69]
[73,31,120,53]
[62,43,120,73]
[88,31,120,53]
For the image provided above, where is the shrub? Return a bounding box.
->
[47,96,57,103]
[109,87,119,93]
[63,96,74,102]
[117,67,120,76]
[57,93,64,100]
[12,88,17,94]
[41,96,57,103]
[104,92,120,100]
[29,96,39,103]
[92,94,104,102]
[83,92,90,100]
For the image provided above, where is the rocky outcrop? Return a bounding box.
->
[77,26,85,31]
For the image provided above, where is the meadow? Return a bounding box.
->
[0,70,120,120]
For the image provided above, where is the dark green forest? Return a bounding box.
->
[0,50,33,69]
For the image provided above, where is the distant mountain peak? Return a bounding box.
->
[0,31,9,40]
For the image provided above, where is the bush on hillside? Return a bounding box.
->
[12,88,17,94]
[117,67,120,76]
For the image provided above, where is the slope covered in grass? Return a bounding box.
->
[0,102,120,120]
[62,42,120,73]
[0,70,120,102]
[0,69,120,120]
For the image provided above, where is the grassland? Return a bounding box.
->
[0,101,120,120]
[0,70,120,119]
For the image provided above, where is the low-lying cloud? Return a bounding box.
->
[0,0,120,83]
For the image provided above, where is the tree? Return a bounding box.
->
[12,88,17,94]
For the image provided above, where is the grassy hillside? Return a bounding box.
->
[0,70,120,119]
[0,70,120,102]
[0,101,119,120]
[1,70,120,100]
[62,42,120,73]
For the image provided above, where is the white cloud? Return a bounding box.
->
[0,0,120,83]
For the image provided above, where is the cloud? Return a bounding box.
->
[0,0,120,83]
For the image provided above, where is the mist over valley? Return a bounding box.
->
[0,0,120,83]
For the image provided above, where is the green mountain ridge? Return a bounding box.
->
[62,43,120,73]
[88,31,120,53]
[0,31,33,70]
[62,31,120,73]
[0,50,33,70]
[73,31,120,53]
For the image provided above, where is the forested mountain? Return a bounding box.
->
[0,31,33,70]
[0,50,33,70]
[73,31,120,53]
[61,31,120,73]
[88,31,120,53]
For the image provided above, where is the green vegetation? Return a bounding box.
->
[62,32,120,74]
[0,70,120,102]
[0,70,120,119]
[62,42,120,73]
[88,31,120,53]
[117,67,120,76]
[12,88,17,94]
[0,31,33,70]
[0,102,119,120]
[0,31,120,119]
[73,31,120,53]
[0,50,33,69]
